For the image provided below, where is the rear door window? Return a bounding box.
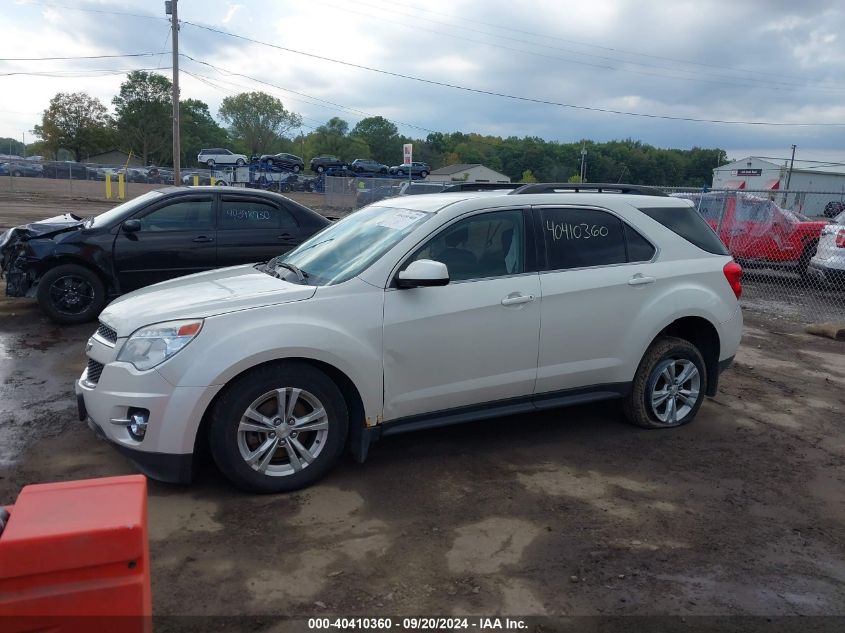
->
[537,207,628,270]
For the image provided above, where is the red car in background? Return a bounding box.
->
[674,192,828,277]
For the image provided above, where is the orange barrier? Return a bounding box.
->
[0,475,151,633]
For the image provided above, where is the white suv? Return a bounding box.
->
[197,148,248,168]
[808,209,845,286]
[76,183,744,492]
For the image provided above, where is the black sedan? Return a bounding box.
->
[0,187,329,324]
[258,152,304,173]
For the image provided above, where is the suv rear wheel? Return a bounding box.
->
[209,362,349,493]
[36,263,106,324]
[624,336,706,429]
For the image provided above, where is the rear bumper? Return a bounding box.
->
[808,260,845,286]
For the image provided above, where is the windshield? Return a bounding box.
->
[278,205,433,285]
[88,190,165,228]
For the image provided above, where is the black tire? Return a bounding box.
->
[623,336,707,429]
[12,170,22,178]
[420,170,428,178]
[36,263,106,324]
[209,362,349,493]
[236,158,245,166]
[397,169,405,176]
[206,159,215,168]
[798,241,818,279]
[316,165,325,173]
[293,165,301,173]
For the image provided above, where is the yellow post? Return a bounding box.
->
[118,173,125,200]
[193,174,199,186]
[105,174,112,199]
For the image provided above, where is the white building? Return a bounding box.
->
[426,163,511,184]
[713,156,845,216]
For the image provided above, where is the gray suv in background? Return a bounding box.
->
[390,161,430,177]
[350,158,389,174]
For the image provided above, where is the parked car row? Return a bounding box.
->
[308,155,431,177]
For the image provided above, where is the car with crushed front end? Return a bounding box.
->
[76,183,743,493]
[0,186,329,324]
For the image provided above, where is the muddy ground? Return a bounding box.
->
[1,185,845,624]
[1,294,844,621]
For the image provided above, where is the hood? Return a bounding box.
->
[100,264,317,336]
[0,213,85,252]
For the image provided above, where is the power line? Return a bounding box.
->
[316,0,842,92]
[180,21,845,127]
[0,66,171,78]
[0,52,169,61]
[20,1,166,21]
[361,0,831,87]
[180,53,437,135]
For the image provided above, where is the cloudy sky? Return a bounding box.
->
[2,0,844,163]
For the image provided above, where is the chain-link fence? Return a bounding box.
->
[2,155,842,324]
[662,188,845,323]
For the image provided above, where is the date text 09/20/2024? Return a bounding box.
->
[308,617,528,630]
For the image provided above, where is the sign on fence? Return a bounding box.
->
[403,144,412,165]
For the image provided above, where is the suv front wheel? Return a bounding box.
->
[624,336,706,429]
[209,362,349,492]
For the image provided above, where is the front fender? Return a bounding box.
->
[155,286,385,426]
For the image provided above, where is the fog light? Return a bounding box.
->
[127,407,149,441]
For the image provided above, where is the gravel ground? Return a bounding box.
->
[1,294,844,623]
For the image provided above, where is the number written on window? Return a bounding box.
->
[545,220,610,242]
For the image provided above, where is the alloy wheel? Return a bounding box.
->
[649,358,701,424]
[236,387,329,477]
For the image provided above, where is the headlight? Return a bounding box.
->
[117,319,203,371]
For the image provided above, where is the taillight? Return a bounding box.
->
[723,261,743,299]
[836,229,845,248]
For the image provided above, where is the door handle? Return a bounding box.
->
[193,236,214,243]
[628,274,656,286]
[276,233,293,239]
[501,294,535,306]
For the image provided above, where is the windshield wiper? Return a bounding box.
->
[273,261,308,283]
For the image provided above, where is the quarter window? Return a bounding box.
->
[624,224,656,262]
[138,198,214,232]
[220,198,296,230]
[406,210,525,281]
[538,208,627,270]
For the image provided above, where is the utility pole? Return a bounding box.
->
[166,0,181,183]
[785,144,796,190]
[580,145,587,182]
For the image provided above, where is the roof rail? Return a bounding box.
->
[508,183,668,197]
[441,182,520,192]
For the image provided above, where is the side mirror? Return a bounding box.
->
[122,219,141,233]
[397,259,449,289]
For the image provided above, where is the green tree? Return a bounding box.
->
[112,71,172,165]
[180,99,229,167]
[32,92,114,162]
[350,116,400,164]
[521,169,537,183]
[0,137,25,156]
[218,91,301,157]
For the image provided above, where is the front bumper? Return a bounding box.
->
[76,334,222,483]
[85,413,194,483]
